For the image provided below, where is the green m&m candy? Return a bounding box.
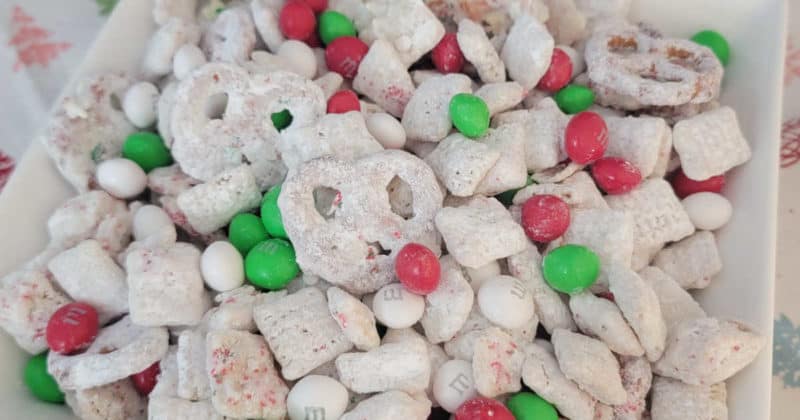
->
[122,132,173,172]
[554,84,595,114]
[495,174,535,206]
[449,93,490,138]
[24,353,64,403]
[271,109,293,131]
[228,213,269,255]
[261,184,288,239]
[506,392,558,420]
[245,239,300,290]
[318,10,357,45]
[542,244,600,294]
[691,29,730,66]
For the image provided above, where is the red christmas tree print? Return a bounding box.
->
[785,37,800,86]
[781,117,800,168]
[0,151,15,191]
[8,5,71,71]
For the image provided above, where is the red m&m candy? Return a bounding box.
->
[537,48,573,92]
[46,302,99,355]
[521,195,571,243]
[395,243,441,295]
[327,90,361,114]
[131,362,160,396]
[565,111,608,164]
[455,397,515,420]
[670,169,725,198]
[591,157,642,195]
[325,36,369,79]
[431,33,465,74]
[300,0,327,13]
[279,1,317,41]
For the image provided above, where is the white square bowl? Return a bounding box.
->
[0,0,786,418]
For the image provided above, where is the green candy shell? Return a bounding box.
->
[24,353,65,404]
[261,185,288,239]
[228,213,269,256]
[506,392,558,420]
[449,93,490,138]
[271,109,293,131]
[245,239,300,290]
[319,10,357,45]
[542,244,600,294]
[121,132,173,173]
[554,85,595,115]
[691,30,730,66]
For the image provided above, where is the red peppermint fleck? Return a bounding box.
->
[781,117,800,168]
[9,6,71,71]
[0,151,15,191]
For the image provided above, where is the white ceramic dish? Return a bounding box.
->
[0,0,785,418]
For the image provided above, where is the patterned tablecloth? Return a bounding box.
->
[1,0,799,416]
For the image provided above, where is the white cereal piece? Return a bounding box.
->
[558,209,634,284]
[243,50,293,75]
[682,192,733,231]
[336,337,431,394]
[653,317,765,385]
[328,286,381,351]
[177,329,211,400]
[372,283,426,329]
[457,19,506,84]
[65,380,146,420]
[673,107,751,180]
[340,390,431,420]
[650,376,728,420]
[639,266,706,333]
[48,316,168,390]
[142,18,201,80]
[653,231,722,290]
[402,74,472,143]
[433,359,478,413]
[172,44,207,80]
[492,109,529,127]
[0,267,71,354]
[360,0,445,68]
[40,74,135,192]
[522,98,569,171]
[176,165,262,235]
[420,255,474,343]
[203,286,264,332]
[424,133,501,197]
[443,305,537,362]
[477,275,535,330]
[126,242,207,327]
[501,14,554,90]
[353,39,416,117]
[254,288,354,380]
[147,164,199,197]
[474,82,525,116]
[464,259,501,293]
[122,82,159,129]
[381,327,449,406]
[156,81,179,147]
[48,240,129,323]
[367,112,407,149]
[314,47,329,76]
[151,348,178,397]
[551,329,627,405]
[201,7,256,64]
[153,0,197,25]
[206,329,289,418]
[543,0,587,46]
[278,40,318,80]
[411,69,441,86]
[435,196,527,268]
[314,72,344,100]
[605,115,672,178]
[532,161,585,184]
[287,375,349,420]
[96,158,148,199]
[472,327,524,397]
[250,0,285,53]
[568,293,644,357]
[512,171,608,211]
[359,99,385,114]
[148,397,222,420]
[474,124,529,196]
[559,45,585,79]
[614,356,652,420]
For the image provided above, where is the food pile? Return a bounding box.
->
[0,0,762,419]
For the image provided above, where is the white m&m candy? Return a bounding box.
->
[201,241,245,292]
[433,359,478,413]
[122,81,159,128]
[477,275,534,330]
[287,375,349,420]
[681,192,732,231]
[96,158,147,199]
[465,260,501,293]
[366,112,406,149]
[173,44,207,80]
[372,283,425,329]
[278,40,318,80]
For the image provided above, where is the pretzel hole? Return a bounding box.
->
[313,187,342,220]
[387,175,415,220]
[205,92,229,120]
[109,92,123,111]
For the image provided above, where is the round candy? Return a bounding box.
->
[303,30,323,48]
[122,131,173,173]
[395,243,441,295]
[558,44,584,79]
[554,84,595,114]
[122,81,159,129]
[173,44,207,80]
[431,33,465,74]
[96,158,148,199]
[365,112,406,149]
[318,10,357,45]
[228,213,269,255]
[537,48,573,92]
[455,397,515,420]
[301,0,327,13]
[261,184,288,239]
[477,275,535,330]
[670,169,725,198]
[287,375,349,420]
[46,302,99,355]
[691,29,730,66]
[564,111,608,164]
[325,36,369,79]
[133,204,174,240]
[521,194,570,243]
[449,93,490,138]
[131,362,160,396]
[327,90,361,114]
[681,192,732,231]
[372,283,426,328]
[277,39,318,79]
[201,241,246,292]
[542,244,600,294]
[245,239,300,290]
[433,359,478,413]
[591,157,642,195]
[506,392,558,420]
[495,174,534,206]
[465,260,501,293]
[24,353,64,403]
[271,109,294,132]
[279,1,317,41]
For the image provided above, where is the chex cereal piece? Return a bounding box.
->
[474,124,529,196]
[149,397,223,420]
[605,115,672,178]
[472,327,524,397]
[48,240,129,323]
[605,179,695,269]
[521,342,597,420]
[151,347,178,398]
[523,98,570,171]
[243,50,292,75]
[501,14,554,90]
[0,267,71,354]
[556,209,634,282]
[40,73,135,192]
[153,0,197,25]
[47,191,125,250]
[613,356,652,420]
[340,390,431,420]
[206,329,289,419]
[402,74,472,143]
[336,335,430,394]
[512,171,608,210]
[410,69,441,86]
[327,287,381,351]
[177,329,211,401]
[653,231,722,290]
[254,287,353,380]
[552,329,627,405]
[203,285,262,332]
[435,196,527,268]
[142,18,201,80]
[532,162,585,184]
[568,293,644,357]
[156,81,179,147]
[126,242,207,327]
[425,134,501,197]
[420,255,474,343]
[639,266,706,333]
[650,376,727,420]
[202,7,256,64]
[544,0,587,45]
[457,19,506,83]
[654,317,765,385]
[65,379,146,420]
[250,0,285,53]
[443,305,537,361]
[492,109,529,127]
[673,107,751,180]
[353,39,415,117]
[360,0,445,68]
[474,82,525,116]
[147,164,199,197]
[382,327,448,405]
[48,316,168,390]
[314,72,345,100]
